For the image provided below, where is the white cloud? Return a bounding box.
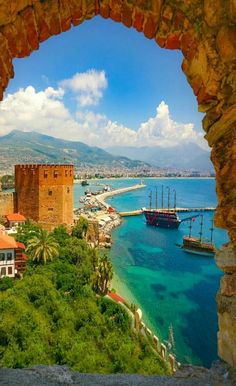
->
[0,82,207,150]
[136,101,203,147]
[60,69,108,107]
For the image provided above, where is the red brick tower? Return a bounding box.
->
[15,164,74,230]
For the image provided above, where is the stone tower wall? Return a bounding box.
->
[0,192,15,217]
[15,164,74,229]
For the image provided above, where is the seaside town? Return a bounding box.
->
[0,163,178,374]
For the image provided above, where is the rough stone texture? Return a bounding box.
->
[15,164,74,230]
[0,362,234,386]
[0,192,15,216]
[0,0,234,369]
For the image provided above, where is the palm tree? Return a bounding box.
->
[26,228,59,263]
[94,254,113,295]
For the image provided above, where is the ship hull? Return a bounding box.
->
[144,210,181,229]
[182,248,215,257]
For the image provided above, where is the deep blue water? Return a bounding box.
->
[74,178,228,367]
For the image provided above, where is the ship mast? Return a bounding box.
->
[199,215,203,242]
[166,187,170,211]
[210,218,214,244]
[188,218,193,238]
[173,189,176,210]
[155,187,158,209]
[149,190,152,210]
[161,185,164,209]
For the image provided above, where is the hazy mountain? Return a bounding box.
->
[0,130,150,170]
[106,143,213,172]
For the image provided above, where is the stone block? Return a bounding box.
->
[143,13,159,39]
[215,242,236,274]
[217,26,236,63]
[218,309,236,366]
[132,7,144,32]
[121,2,133,28]
[221,274,236,296]
[204,0,223,28]
[21,6,39,51]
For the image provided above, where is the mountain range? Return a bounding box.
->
[0,130,213,173]
[107,143,213,172]
[0,130,149,171]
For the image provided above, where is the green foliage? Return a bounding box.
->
[93,254,113,295]
[0,226,170,375]
[26,229,59,263]
[52,226,70,247]
[15,220,41,245]
[72,217,89,239]
[0,277,14,291]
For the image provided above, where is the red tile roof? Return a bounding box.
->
[0,233,18,249]
[17,242,26,250]
[6,213,26,222]
[108,292,125,303]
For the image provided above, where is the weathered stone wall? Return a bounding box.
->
[15,164,74,230]
[0,192,15,217]
[0,0,235,367]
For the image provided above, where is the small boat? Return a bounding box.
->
[81,180,89,186]
[180,216,216,257]
[79,196,86,203]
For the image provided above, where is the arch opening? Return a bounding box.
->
[0,0,235,367]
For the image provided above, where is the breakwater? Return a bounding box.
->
[95,184,146,209]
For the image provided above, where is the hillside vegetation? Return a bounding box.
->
[0,130,149,171]
[0,223,169,374]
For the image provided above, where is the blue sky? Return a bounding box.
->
[2,16,205,149]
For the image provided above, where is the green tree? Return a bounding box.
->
[26,229,59,264]
[52,225,70,247]
[72,217,89,239]
[94,254,113,295]
[15,220,41,246]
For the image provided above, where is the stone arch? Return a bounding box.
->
[0,0,235,367]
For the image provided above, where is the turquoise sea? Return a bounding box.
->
[74,178,228,367]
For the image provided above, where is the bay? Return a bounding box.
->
[74,178,228,368]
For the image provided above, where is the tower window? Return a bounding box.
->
[67,187,70,193]
[44,171,48,178]
[65,171,68,177]
[54,171,59,178]
[48,189,53,196]
[48,208,53,211]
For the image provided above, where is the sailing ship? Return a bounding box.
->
[143,186,195,229]
[180,216,216,257]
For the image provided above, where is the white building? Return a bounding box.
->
[0,233,18,278]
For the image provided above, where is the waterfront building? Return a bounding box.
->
[15,164,74,230]
[5,213,26,229]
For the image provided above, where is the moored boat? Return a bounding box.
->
[143,186,195,229]
[81,180,89,186]
[180,216,216,257]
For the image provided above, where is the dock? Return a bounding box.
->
[119,207,216,217]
